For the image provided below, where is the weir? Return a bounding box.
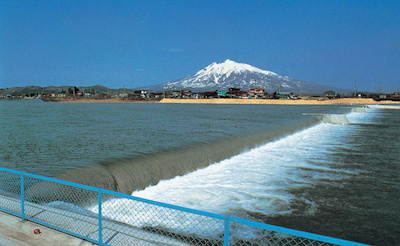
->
[25,117,321,204]
[302,113,350,124]
[365,104,400,109]
[351,107,366,113]
[339,106,367,113]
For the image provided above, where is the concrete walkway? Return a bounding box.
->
[0,210,95,246]
[0,194,190,246]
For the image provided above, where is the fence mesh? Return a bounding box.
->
[0,168,365,246]
[228,219,336,246]
[23,175,101,241]
[0,171,21,214]
[97,193,224,245]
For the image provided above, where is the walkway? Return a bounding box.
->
[0,210,95,246]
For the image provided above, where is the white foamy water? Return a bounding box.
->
[90,110,374,238]
[366,104,400,109]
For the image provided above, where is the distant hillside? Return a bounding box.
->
[0,85,136,97]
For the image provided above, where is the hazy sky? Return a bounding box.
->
[1,0,399,92]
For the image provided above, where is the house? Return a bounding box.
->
[150,92,163,99]
[324,91,340,99]
[217,91,230,98]
[376,92,400,101]
[249,88,265,98]
[392,92,400,100]
[228,87,241,93]
[190,93,202,99]
[272,91,298,99]
[170,90,182,98]
[250,88,264,94]
[203,91,218,98]
[228,87,248,98]
[274,91,291,99]
[181,90,193,99]
[139,90,149,98]
[131,90,150,98]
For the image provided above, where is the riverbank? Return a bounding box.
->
[37,97,400,105]
[160,98,400,105]
[55,98,159,103]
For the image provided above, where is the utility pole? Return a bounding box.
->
[354,80,357,97]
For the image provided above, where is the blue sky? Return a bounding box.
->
[1,0,399,92]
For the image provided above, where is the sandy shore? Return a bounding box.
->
[159,98,400,105]
[53,97,400,105]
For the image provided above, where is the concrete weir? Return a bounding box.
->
[302,113,350,124]
[351,107,367,113]
[303,106,369,124]
[340,106,367,113]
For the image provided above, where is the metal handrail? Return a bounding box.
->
[0,167,369,246]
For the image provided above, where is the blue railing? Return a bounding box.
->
[0,167,368,246]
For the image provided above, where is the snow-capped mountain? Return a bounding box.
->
[143,59,349,94]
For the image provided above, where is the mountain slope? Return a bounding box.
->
[143,59,349,94]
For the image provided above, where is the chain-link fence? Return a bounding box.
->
[0,167,368,246]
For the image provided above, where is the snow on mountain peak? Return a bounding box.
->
[195,59,278,77]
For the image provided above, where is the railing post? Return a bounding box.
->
[98,190,103,245]
[224,216,230,246]
[20,173,25,220]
